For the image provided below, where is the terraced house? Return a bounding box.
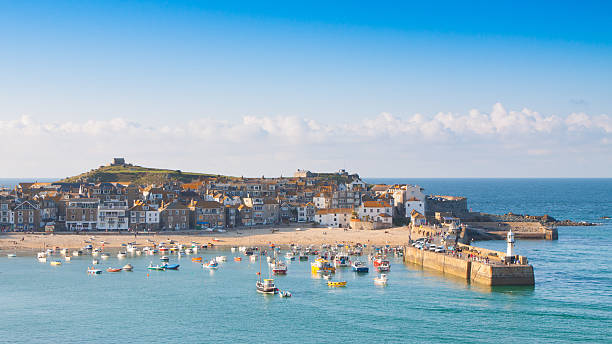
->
[65,198,99,231]
[13,200,40,231]
[189,200,225,229]
[159,200,190,230]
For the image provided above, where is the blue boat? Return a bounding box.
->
[162,264,180,270]
[351,261,369,273]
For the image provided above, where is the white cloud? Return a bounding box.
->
[0,103,610,177]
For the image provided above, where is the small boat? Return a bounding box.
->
[73,250,83,257]
[191,257,202,262]
[83,244,93,250]
[87,268,102,275]
[106,267,122,272]
[279,290,292,298]
[100,253,110,259]
[250,255,258,262]
[216,256,227,262]
[351,261,369,273]
[203,260,218,269]
[162,264,180,270]
[322,271,332,280]
[231,247,238,252]
[298,253,308,261]
[64,256,71,262]
[374,274,388,286]
[122,264,133,271]
[117,252,127,259]
[375,260,391,272]
[50,260,62,266]
[184,248,193,254]
[38,257,47,262]
[234,257,242,262]
[311,258,336,274]
[147,263,166,271]
[334,254,350,268]
[60,248,68,255]
[327,281,347,287]
[135,250,142,255]
[256,278,278,294]
[7,253,16,258]
[160,256,170,262]
[285,252,295,261]
[37,252,46,259]
[126,244,137,253]
[272,261,288,275]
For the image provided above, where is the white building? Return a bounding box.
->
[66,198,99,231]
[297,203,315,223]
[405,198,425,219]
[97,200,129,231]
[357,201,393,224]
[314,208,352,228]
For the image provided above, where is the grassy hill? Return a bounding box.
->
[58,164,221,184]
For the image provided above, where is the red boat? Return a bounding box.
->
[272,261,287,275]
[373,257,390,271]
[106,268,122,272]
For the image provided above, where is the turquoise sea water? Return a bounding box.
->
[0,179,611,343]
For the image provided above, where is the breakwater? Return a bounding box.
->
[403,246,535,286]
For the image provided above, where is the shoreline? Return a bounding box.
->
[0,226,414,252]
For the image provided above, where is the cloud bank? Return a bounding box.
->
[1,103,610,178]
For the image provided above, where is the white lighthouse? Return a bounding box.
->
[506,229,515,257]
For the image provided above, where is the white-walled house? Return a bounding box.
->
[314,208,352,228]
[405,198,425,219]
[357,201,392,224]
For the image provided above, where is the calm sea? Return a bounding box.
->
[0,179,610,343]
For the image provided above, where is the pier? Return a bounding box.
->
[403,243,535,286]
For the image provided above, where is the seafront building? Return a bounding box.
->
[0,160,475,232]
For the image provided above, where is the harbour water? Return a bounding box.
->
[1,179,611,343]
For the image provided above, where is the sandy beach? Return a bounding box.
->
[0,225,414,253]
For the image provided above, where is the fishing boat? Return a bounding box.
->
[334,254,350,268]
[122,264,133,271]
[117,252,127,259]
[147,263,166,271]
[203,259,218,269]
[351,261,369,273]
[284,252,295,261]
[50,260,62,266]
[216,256,227,262]
[327,281,347,287]
[311,258,336,274]
[256,278,278,294]
[162,264,180,270]
[87,267,102,275]
[160,256,170,262]
[234,257,242,262]
[106,267,122,272]
[375,259,391,272]
[272,261,288,275]
[374,274,388,285]
[191,257,203,262]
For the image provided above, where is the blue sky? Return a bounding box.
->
[0,1,611,177]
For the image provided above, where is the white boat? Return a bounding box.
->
[38,257,47,262]
[374,274,388,286]
[250,255,258,262]
[184,248,193,254]
[285,252,295,261]
[60,248,68,255]
[216,256,227,262]
[7,253,16,258]
[122,264,133,271]
[117,252,127,259]
[37,252,46,258]
[64,256,71,261]
[126,244,137,253]
[92,259,99,265]
[100,253,110,259]
[231,247,237,252]
[72,250,82,257]
[135,250,142,255]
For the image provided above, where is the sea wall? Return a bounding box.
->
[404,246,534,286]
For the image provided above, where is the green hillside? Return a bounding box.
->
[58,164,219,184]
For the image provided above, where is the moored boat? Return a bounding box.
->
[117,252,127,259]
[334,254,350,268]
[106,267,122,272]
[216,256,227,262]
[160,256,170,262]
[100,253,110,259]
[256,278,278,294]
[50,260,62,266]
[122,264,133,271]
[351,261,369,273]
[147,263,166,271]
[272,261,288,275]
[327,281,347,287]
[162,264,180,270]
[87,267,102,275]
[234,257,242,262]
[7,253,16,258]
[203,259,218,269]
[311,258,336,274]
[191,257,203,262]
[64,256,71,262]
[374,274,388,285]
